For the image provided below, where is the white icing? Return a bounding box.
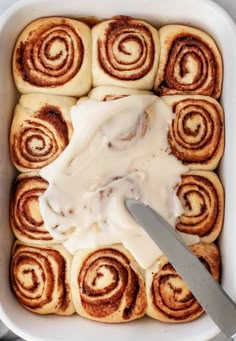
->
[39,95,198,269]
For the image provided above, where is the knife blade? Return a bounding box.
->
[125,198,236,339]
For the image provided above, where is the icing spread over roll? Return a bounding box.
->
[39,95,192,269]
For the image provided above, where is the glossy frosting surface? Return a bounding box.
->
[39,95,198,268]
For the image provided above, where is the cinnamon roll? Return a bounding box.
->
[146,242,220,322]
[92,16,160,89]
[10,241,75,315]
[13,17,92,96]
[177,171,224,243]
[154,25,223,99]
[10,93,76,172]
[89,86,153,101]
[71,244,147,323]
[9,172,57,244]
[162,95,224,170]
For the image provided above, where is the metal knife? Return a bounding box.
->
[125,199,236,340]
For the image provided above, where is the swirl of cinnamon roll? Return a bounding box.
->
[9,172,56,244]
[92,16,160,89]
[146,243,220,322]
[176,171,224,243]
[10,94,75,172]
[154,25,223,99]
[10,242,75,315]
[13,17,92,96]
[71,245,146,322]
[163,95,224,170]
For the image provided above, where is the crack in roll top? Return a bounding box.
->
[101,106,151,151]
[71,245,146,322]
[145,242,220,322]
[10,93,76,172]
[154,25,223,98]
[92,16,160,89]
[13,17,92,96]
[10,241,75,315]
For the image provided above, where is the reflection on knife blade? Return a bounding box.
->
[126,199,236,339]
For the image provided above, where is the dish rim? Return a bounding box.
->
[0,0,236,340]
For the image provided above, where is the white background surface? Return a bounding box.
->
[0,0,235,17]
[0,0,235,340]
[1,0,236,19]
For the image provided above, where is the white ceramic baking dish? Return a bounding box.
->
[0,0,236,340]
